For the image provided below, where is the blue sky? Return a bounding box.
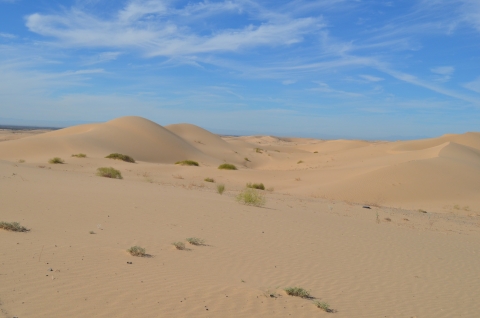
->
[0,0,479,139]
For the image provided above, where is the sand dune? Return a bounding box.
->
[1,117,480,317]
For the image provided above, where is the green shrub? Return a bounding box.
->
[204,177,215,183]
[172,242,186,250]
[218,163,237,170]
[217,184,225,195]
[246,182,265,190]
[71,153,87,158]
[0,221,29,232]
[127,246,146,257]
[175,160,199,166]
[49,157,64,164]
[96,167,123,179]
[105,153,135,163]
[284,287,310,298]
[313,301,330,312]
[236,188,265,207]
[186,237,205,246]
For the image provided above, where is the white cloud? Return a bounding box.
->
[25,1,322,57]
[282,79,297,85]
[430,66,454,75]
[359,74,384,82]
[0,32,16,38]
[310,82,363,97]
[464,77,480,94]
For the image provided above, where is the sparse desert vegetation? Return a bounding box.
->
[172,242,186,250]
[313,301,331,312]
[0,221,29,232]
[127,246,146,257]
[18,159,25,163]
[255,148,263,153]
[244,157,250,162]
[217,183,225,194]
[186,237,205,246]
[218,163,237,170]
[204,177,215,183]
[96,167,123,179]
[49,157,64,164]
[105,153,135,163]
[297,160,303,164]
[175,160,199,166]
[284,287,310,298]
[236,188,266,206]
[71,153,87,158]
[246,182,265,190]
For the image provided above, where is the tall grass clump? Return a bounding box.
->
[246,182,265,190]
[236,188,265,207]
[71,153,87,158]
[49,157,64,164]
[105,153,135,163]
[218,163,237,170]
[284,287,310,298]
[175,160,199,166]
[96,167,123,179]
[127,246,146,257]
[0,221,29,232]
[217,184,225,194]
[172,242,186,250]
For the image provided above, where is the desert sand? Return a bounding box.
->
[1,116,479,317]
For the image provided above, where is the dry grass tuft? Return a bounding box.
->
[172,242,186,250]
[105,153,135,163]
[236,188,266,207]
[127,246,146,257]
[49,157,64,164]
[71,153,87,158]
[0,221,29,232]
[284,287,310,298]
[204,177,215,183]
[186,237,205,246]
[217,184,225,194]
[246,182,265,190]
[218,163,237,170]
[175,160,199,166]
[96,167,122,179]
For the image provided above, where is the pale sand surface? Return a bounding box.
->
[1,116,479,317]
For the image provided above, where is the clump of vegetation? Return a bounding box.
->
[0,221,29,232]
[175,160,199,166]
[186,237,205,246]
[418,209,427,213]
[204,177,215,183]
[105,153,135,163]
[89,230,95,234]
[71,153,87,158]
[284,287,310,298]
[18,159,25,163]
[244,157,250,162]
[49,157,64,164]
[127,246,146,257]
[96,167,123,179]
[217,184,225,194]
[313,301,331,312]
[172,242,186,250]
[246,182,265,190]
[297,160,304,164]
[255,148,263,153]
[236,188,266,207]
[218,163,237,170]
[314,151,318,153]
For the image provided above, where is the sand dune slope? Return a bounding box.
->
[0,117,212,163]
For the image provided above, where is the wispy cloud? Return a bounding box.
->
[0,32,16,38]
[359,74,384,82]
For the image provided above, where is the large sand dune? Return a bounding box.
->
[1,116,479,317]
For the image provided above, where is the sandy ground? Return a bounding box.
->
[1,116,479,317]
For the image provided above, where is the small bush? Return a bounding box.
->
[255,148,263,153]
[217,184,225,194]
[313,301,330,312]
[246,182,265,190]
[204,177,215,183]
[49,157,64,164]
[284,287,310,298]
[71,153,87,158]
[297,160,303,164]
[172,242,186,250]
[18,159,25,163]
[89,231,95,234]
[175,160,199,166]
[218,163,237,170]
[105,153,135,163]
[244,157,250,162]
[186,237,205,246]
[0,221,29,232]
[128,246,146,257]
[96,167,123,179]
[236,188,266,207]
[314,151,318,153]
